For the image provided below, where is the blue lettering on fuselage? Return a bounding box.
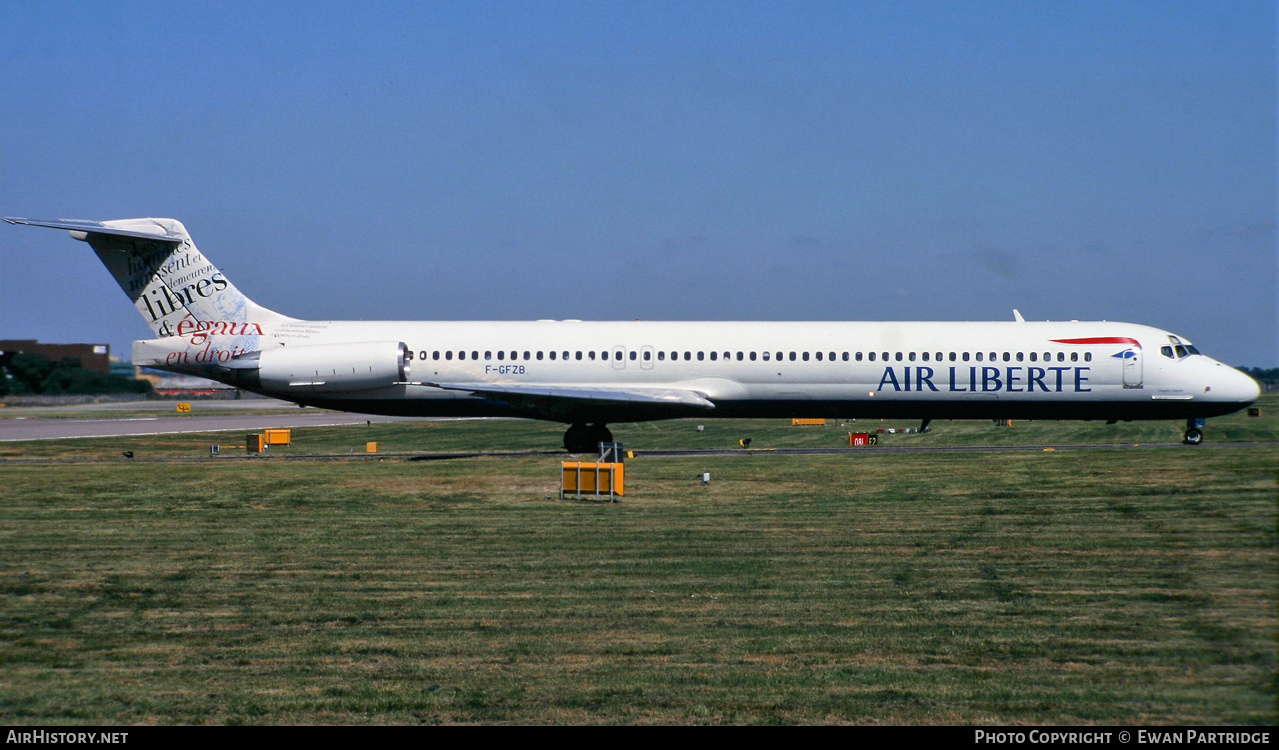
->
[982,367,1001,392]
[879,367,1092,393]
[878,366,939,392]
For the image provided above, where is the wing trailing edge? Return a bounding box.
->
[426,381,715,421]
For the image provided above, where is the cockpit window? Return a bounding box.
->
[1161,343,1201,360]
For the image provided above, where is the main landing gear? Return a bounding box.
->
[564,423,613,454]
[1183,418,1205,446]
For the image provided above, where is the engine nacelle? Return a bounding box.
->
[257,341,410,393]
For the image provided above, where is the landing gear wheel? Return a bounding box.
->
[563,423,613,453]
[1183,428,1203,446]
[564,424,592,453]
[589,424,613,446]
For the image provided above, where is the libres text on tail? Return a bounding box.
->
[2,216,292,337]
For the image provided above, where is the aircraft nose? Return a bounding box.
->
[1217,365,1262,405]
[1237,369,1262,404]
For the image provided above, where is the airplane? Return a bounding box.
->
[3,216,1261,451]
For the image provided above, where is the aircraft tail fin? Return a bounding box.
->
[3,217,294,338]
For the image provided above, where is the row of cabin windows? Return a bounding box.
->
[410,349,1094,364]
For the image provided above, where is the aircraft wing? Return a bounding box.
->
[425,381,716,421]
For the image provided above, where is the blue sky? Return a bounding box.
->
[2,1,1275,365]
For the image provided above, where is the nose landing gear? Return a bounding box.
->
[564,423,614,454]
[1183,418,1205,446]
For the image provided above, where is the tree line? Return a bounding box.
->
[1238,366,1279,385]
[0,353,153,396]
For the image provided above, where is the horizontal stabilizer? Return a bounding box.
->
[2,217,184,242]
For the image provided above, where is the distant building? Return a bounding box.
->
[0,339,111,373]
[108,357,135,378]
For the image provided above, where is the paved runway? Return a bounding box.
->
[0,406,446,442]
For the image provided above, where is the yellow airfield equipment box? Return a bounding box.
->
[263,429,292,446]
[561,462,625,498]
[246,434,265,453]
[791,418,826,426]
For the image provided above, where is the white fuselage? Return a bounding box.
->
[4,215,1258,442]
[202,317,1258,424]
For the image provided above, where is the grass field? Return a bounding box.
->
[0,396,1274,724]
